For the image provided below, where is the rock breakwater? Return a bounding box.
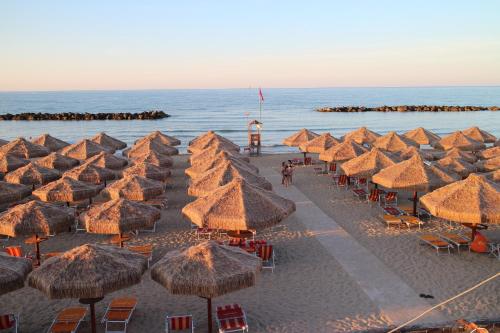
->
[316,105,499,113]
[0,110,169,121]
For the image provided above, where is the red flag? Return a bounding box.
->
[259,88,264,102]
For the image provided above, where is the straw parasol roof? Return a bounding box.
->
[403,127,441,145]
[283,128,319,147]
[129,150,174,168]
[91,132,127,150]
[435,156,476,178]
[319,140,368,163]
[128,138,179,158]
[103,175,165,201]
[183,178,295,231]
[372,131,419,152]
[60,139,113,160]
[0,139,8,147]
[5,162,61,187]
[139,131,181,146]
[477,146,500,160]
[85,151,128,170]
[186,150,258,179]
[123,162,171,181]
[299,133,341,153]
[0,252,32,296]
[31,134,70,152]
[462,127,497,143]
[189,131,238,146]
[398,146,435,161]
[341,148,396,177]
[190,145,250,164]
[33,177,101,203]
[35,152,80,171]
[432,131,486,151]
[63,162,116,185]
[0,137,50,158]
[0,200,74,237]
[0,181,32,204]
[0,153,29,173]
[342,127,381,145]
[28,243,147,299]
[82,198,160,235]
[481,169,500,183]
[475,156,500,172]
[188,132,239,152]
[444,147,477,163]
[420,174,500,224]
[188,161,272,197]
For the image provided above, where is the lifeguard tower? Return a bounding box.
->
[247,119,262,156]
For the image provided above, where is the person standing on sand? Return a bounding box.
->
[286,160,294,185]
[281,161,287,185]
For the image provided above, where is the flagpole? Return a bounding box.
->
[259,99,262,122]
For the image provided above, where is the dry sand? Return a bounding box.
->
[0,153,499,333]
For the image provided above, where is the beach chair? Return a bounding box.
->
[165,314,194,333]
[381,214,403,228]
[419,234,452,255]
[356,177,367,188]
[196,227,214,240]
[329,162,337,174]
[334,175,348,189]
[383,191,398,207]
[102,297,137,333]
[127,244,153,268]
[47,307,87,333]
[304,157,312,165]
[440,233,470,253]
[216,304,248,333]
[382,206,404,216]
[4,246,32,261]
[400,215,424,230]
[367,189,381,205]
[257,244,275,272]
[352,188,367,200]
[291,158,302,166]
[0,314,18,333]
[488,243,500,260]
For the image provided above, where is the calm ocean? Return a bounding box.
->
[0,87,499,153]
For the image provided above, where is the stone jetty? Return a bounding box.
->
[0,110,169,121]
[316,105,499,113]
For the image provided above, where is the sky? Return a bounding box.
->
[1,0,500,91]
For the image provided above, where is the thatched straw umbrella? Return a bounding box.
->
[189,131,237,147]
[31,134,70,152]
[90,132,127,150]
[5,162,61,189]
[33,176,101,205]
[129,150,174,168]
[444,147,478,163]
[372,154,459,215]
[128,139,178,158]
[151,241,261,333]
[60,139,113,160]
[186,151,258,179]
[0,137,50,158]
[188,161,272,197]
[398,146,435,161]
[462,127,497,143]
[341,127,381,145]
[482,169,500,183]
[372,131,419,152]
[103,175,165,201]
[319,140,368,163]
[81,198,160,247]
[183,178,295,231]
[282,128,319,147]
[0,200,74,265]
[477,146,500,160]
[28,243,147,333]
[403,127,441,145]
[63,162,116,185]
[475,156,500,172]
[138,131,181,146]
[188,132,240,154]
[299,133,341,154]
[420,174,500,240]
[0,139,8,147]
[0,252,32,296]
[341,148,396,178]
[190,144,250,165]
[85,151,128,170]
[0,153,29,173]
[123,162,171,181]
[435,156,476,178]
[0,181,32,205]
[35,152,80,171]
[432,131,486,151]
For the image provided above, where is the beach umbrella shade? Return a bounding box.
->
[189,131,237,146]
[129,150,174,168]
[186,150,259,179]
[462,127,497,143]
[81,198,160,247]
[319,140,368,163]
[123,162,171,182]
[33,176,101,205]
[31,134,70,152]
[188,132,240,153]
[151,241,261,333]
[188,160,272,197]
[189,144,250,164]
[282,129,320,156]
[60,139,113,160]
[420,174,500,239]
[85,151,128,170]
[138,131,181,147]
[35,152,80,171]
[403,127,441,145]
[444,147,478,163]
[341,148,396,178]
[475,156,500,172]
[477,146,500,160]
[0,138,50,159]
[128,138,178,158]
[398,146,435,161]
[482,169,500,183]
[435,156,476,178]
[5,162,61,189]
[90,132,127,150]
[183,178,295,231]
[372,131,420,152]
[0,200,74,265]
[28,243,147,333]
[341,127,381,145]
[0,139,8,147]
[298,133,341,154]
[0,181,32,205]
[0,252,32,296]
[0,153,29,173]
[432,131,486,151]
[63,162,116,185]
[103,175,165,201]
[372,154,459,215]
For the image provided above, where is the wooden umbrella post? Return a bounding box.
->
[35,234,41,266]
[412,191,418,216]
[79,297,103,333]
[471,224,477,242]
[324,161,328,173]
[207,297,213,333]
